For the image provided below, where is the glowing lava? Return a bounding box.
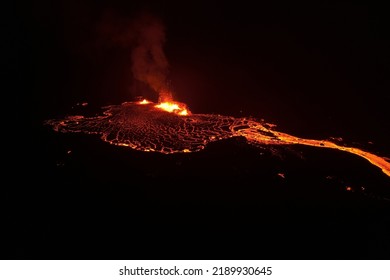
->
[155,102,190,116]
[46,101,390,178]
[139,98,189,115]
[139,99,151,104]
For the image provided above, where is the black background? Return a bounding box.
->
[7,0,390,259]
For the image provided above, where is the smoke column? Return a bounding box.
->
[98,12,172,102]
[131,14,172,102]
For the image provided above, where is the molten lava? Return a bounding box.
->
[139,99,151,104]
[138,97,189,115]
[155,102,190,116]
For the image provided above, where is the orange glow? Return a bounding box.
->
[346,186,352,191]
[178,109,188,116]
[139,99,151,104]
[155,102,190,116]
[235,122,390,178]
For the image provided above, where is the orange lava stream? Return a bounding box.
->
[238,125,390,177]
[278,135,390,178]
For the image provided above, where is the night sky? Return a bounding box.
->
[17,1,388,145]
[7,1,390,259]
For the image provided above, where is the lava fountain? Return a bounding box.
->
[46,100,390,178]
[155,101,189,116]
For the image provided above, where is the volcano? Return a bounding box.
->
[13,0,390,261]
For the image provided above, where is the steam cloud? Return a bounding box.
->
[99,13,172,102]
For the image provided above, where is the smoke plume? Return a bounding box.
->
[99,12,172,102]
[131,15,172,102]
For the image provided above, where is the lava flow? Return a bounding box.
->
[46,100,390,178]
